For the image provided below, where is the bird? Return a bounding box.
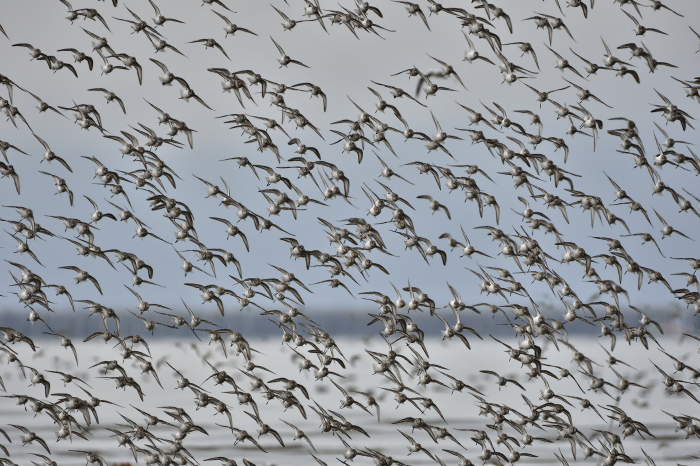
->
[622,9,668,36]
[416,195,451,219]
[545,44,586,79]
[416,69,457,98]
[58,266,103,294]
[174,77,213,109]
[393,1,430,30]
[10,425,51,454]
[39,171,73,205]
[654,209,693,240]
[0,162,20,194]
[480,370,526,390]
[88,88,126,113]
[148,0,185,27]
[188,38,231,60]
[212,10,257,37]
[271,36,310,68]
[427,54,467,89]
[280,420,316,451]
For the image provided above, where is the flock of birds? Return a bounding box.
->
[1,0,700,465]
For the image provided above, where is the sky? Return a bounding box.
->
[1,0,699,321]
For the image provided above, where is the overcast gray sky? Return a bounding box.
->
[1,0,699,317]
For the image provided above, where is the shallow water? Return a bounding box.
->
[1,336,698,465]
